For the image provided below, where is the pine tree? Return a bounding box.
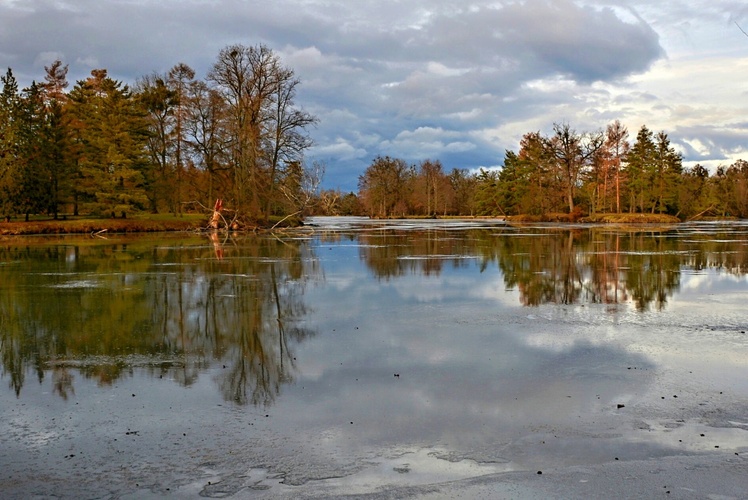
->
[624,126,656,213]
[40,60,73,219]
[0,69,20,218]
[652,131,682,214]
[68,69,150,216]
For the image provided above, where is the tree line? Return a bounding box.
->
[3,49,747,224]
[326,121,747,220]
[0,44,320,225]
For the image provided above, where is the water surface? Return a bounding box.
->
[1,218,747,497]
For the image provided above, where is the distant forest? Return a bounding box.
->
[346,123,748,220]
[2,47,747,223]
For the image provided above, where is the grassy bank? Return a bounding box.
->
[0,213,306,236]
[493,213,681,224]
[579,213,681,224]
[0,214,205,236]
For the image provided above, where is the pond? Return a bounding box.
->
[1,217,748,497]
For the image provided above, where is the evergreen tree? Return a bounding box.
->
[624,125,656,213]
[0,69,20,218]
[15,82,52,220]
[651,131,682,214]
[68,69,150,216]
[497,150,527,215]
[40,60,73,219]
[473,169,502,216]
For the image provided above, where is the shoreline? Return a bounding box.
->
[0,214,740,237]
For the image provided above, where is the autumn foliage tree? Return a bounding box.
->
[358,156,413,217]
[207,44,316,223]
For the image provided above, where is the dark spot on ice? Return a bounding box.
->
[537,471,542,475]
[673,395,678,398]
[132,394,135,397]
[617,404,625,409]
[615,457,619,461]
[701,433,705,437]
[715,445,719,448]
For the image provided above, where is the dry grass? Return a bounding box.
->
[580,213,680,224]
[0,216,204,236]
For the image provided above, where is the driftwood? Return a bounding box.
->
[209,199,223,229]
[686,205,716,221]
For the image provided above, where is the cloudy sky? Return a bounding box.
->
[2,0,747,191]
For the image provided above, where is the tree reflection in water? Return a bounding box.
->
[0,233,318,404]
[2,223,747,404]
[351,224,748,311]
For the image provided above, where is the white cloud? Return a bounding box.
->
[311,138,368,162]
[379,127,478,159]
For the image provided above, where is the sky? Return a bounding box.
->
[1,0,747,192]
